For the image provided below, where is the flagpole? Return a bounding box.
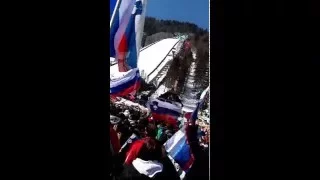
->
[110,0,121,28]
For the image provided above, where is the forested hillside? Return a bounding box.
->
[142,17,209,92]
[142,17,208,47]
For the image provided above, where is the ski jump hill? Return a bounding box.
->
[110,37,183,87]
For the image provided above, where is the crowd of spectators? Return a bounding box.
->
[109,99,209,180]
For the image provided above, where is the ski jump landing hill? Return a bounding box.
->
[110,37,184,87]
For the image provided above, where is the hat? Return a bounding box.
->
[110,115,121,125]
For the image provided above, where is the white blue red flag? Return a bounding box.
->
[110,67,140,97]
[147,98,182,128]
[119,133,139,153]
[189,86,209,124]
[110,0,147,70]
[164,127,195,173]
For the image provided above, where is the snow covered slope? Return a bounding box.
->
[110,38,182,84]
[138,38,180,82]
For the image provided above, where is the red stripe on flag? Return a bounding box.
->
[152,113,178,128]
[117,36,128,72]
[112,80,140,97]
[181,153,195,171]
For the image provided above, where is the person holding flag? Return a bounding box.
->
[123,123,158,165]
[163,87,210,179]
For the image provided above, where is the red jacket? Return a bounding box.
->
[110,126,121,154]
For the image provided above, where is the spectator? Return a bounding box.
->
[124,123,159,165]
[156,124,167,145]
[184,124,209,180]
[110,125,121,154]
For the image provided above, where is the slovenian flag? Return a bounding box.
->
[164,127,195,174]
[110,67,141,97]
[189,86,209,125]
[119,133,139,153]
[147,98,182,128]
[110,0,147,70]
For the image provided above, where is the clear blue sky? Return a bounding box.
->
[146,0,209,30]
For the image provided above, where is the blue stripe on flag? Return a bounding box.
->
[165,129,194,173]
[167,135,187,158]
[110,74,140,94]
[125,15,138,68]
[110,0,118,20]
[171,141,193,172]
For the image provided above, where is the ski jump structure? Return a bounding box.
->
[110,37,185,87]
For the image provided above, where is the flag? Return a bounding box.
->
[189,86,209,125]
[110,68,141,97]
[110,0,148,70]
[164,128,195,173]
[124,137,146,165]
[119,133,139,153]
[147,98,182,128]
[110,0,118,21]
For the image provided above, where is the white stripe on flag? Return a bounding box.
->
[163,128,186,153]
[149,98,182,114]
[110,68,139,88]
[114,0,135,58]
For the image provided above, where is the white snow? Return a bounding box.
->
[146,56,170,84]
[180,61,200,112]
[150,84,170,99]
[111,38,182,85]
[138,38,180,81]
[110,58,120,76]
[110,57,117,65]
